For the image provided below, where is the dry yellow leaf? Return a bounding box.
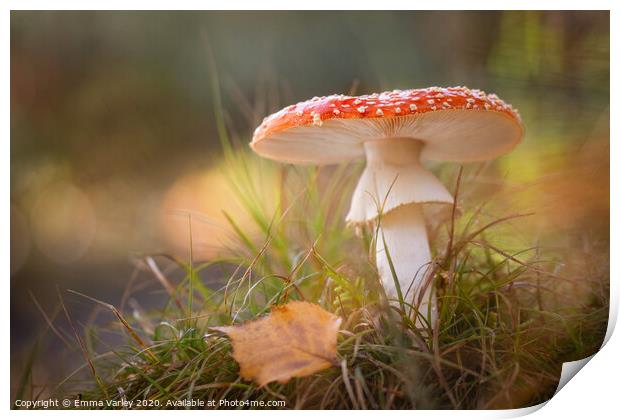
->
[213,301,342,386]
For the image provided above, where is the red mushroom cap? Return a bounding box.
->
[251,86,523,165]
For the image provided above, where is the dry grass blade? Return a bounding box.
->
[29,291,73,349]
[144,256,186,313]
[56,286,109,399]
[445,165,464,259]
[67,289,158,363]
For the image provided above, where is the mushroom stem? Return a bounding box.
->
[346,138,452,327]
[376,203,436,326]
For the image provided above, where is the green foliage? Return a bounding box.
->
[34,140,608,409]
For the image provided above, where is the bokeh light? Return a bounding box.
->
[159,166,255,260]
[29,182,97,265]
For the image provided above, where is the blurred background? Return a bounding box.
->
[11,11,609,395]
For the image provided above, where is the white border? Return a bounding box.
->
[4,3,615,419]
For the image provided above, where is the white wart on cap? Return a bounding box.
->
[251,86,523,165]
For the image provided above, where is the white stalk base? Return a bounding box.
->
[376,203,437,326]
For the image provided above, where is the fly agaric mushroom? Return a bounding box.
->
[250,86,523,326]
